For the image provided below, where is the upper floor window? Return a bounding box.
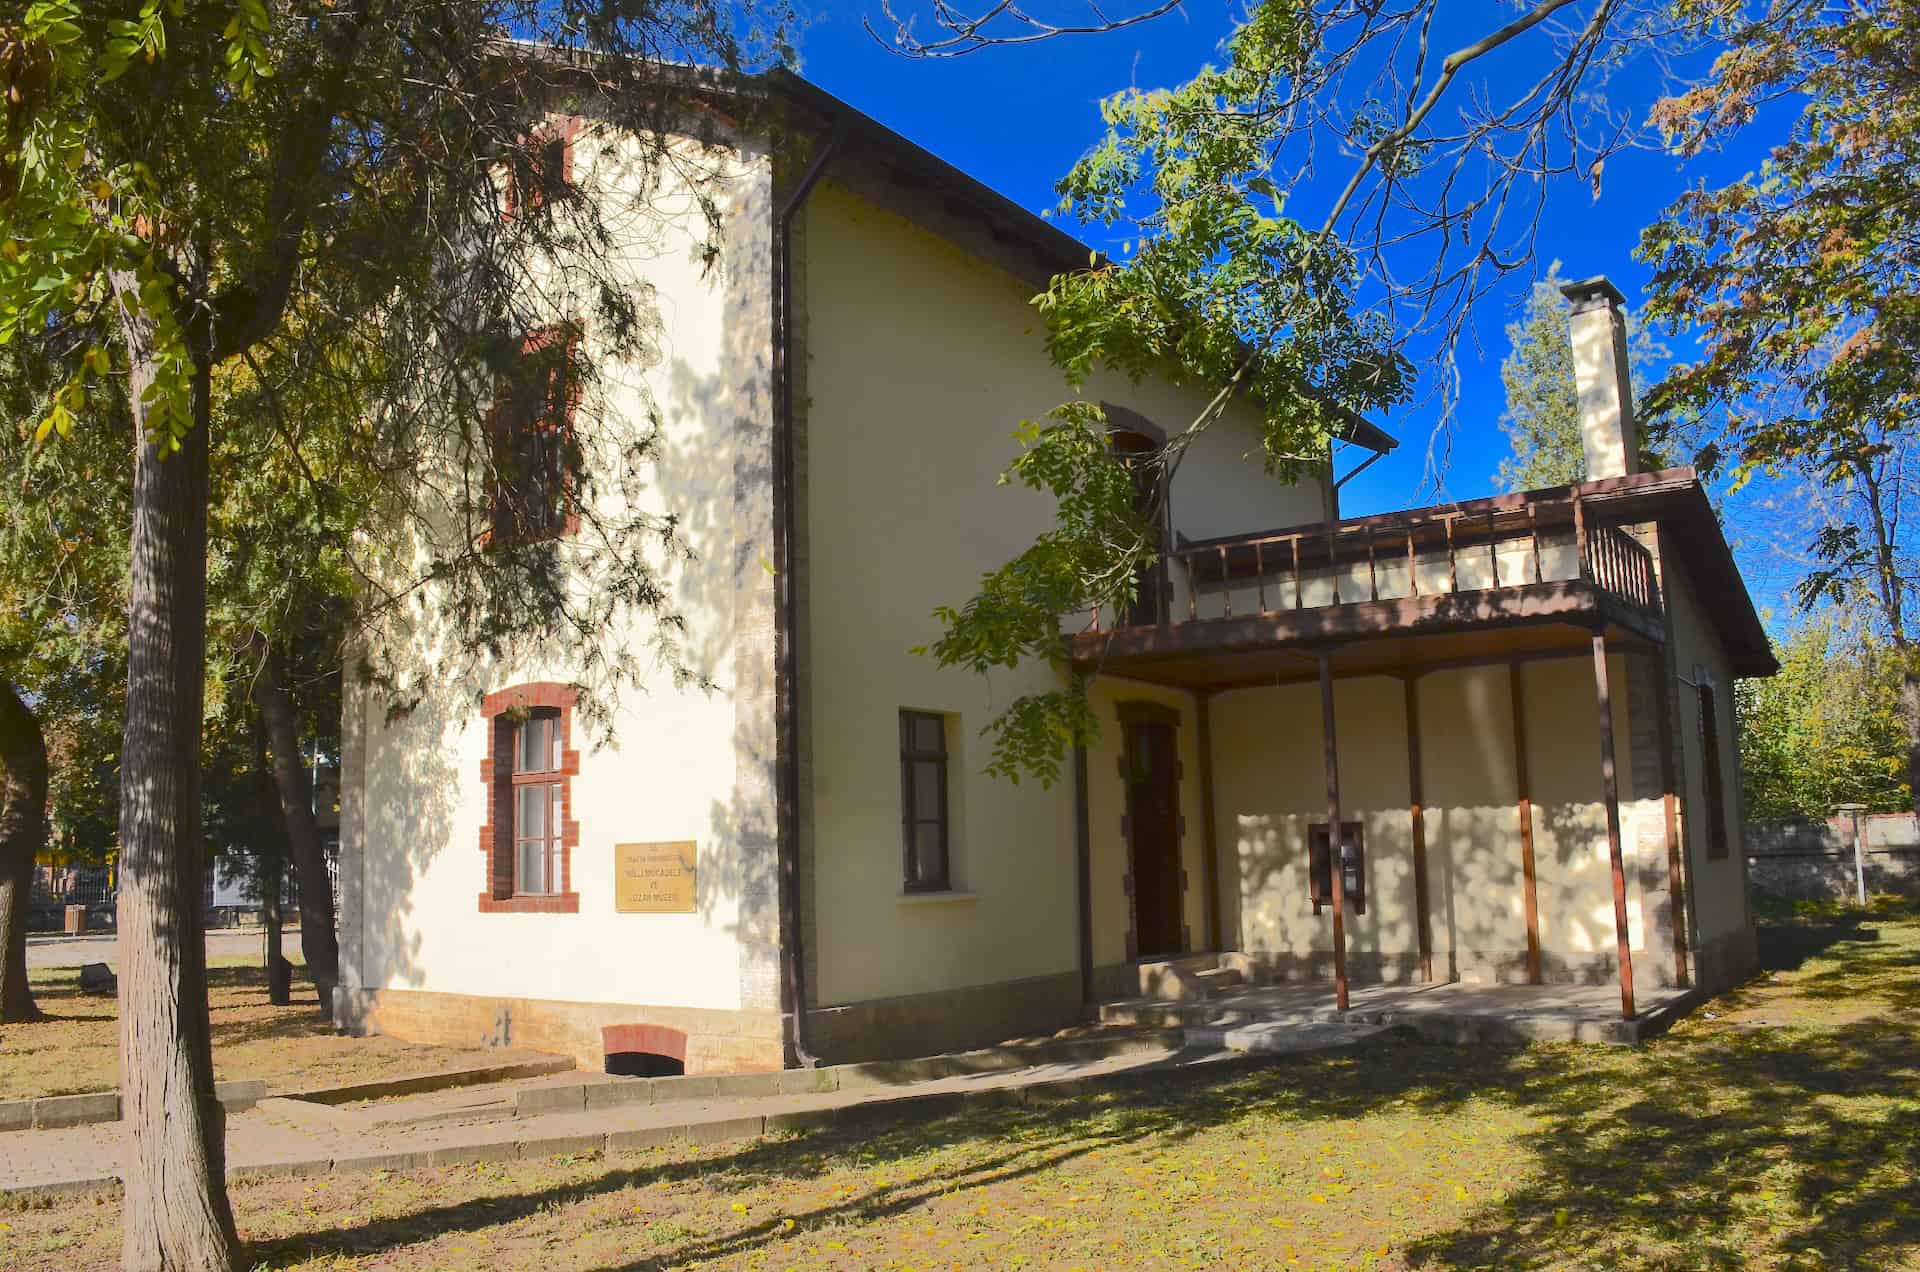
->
[490,327,578,544]
[504,118,576,217]
[900,711,951,893]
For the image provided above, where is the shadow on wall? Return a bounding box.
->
[352,135,782,1021]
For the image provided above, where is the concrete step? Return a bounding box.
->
[1190,966,1245,993]
[1187,1020,1387,1055]
[1133,953,1224,1001]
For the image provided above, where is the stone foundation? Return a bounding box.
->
[1249,946,1688,991]
[334,987,784,1075]
[1690,925,1760,994]
[804,970,1083,1065]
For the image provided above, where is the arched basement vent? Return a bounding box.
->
[602,1023,687,1077]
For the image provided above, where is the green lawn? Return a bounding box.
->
[6,900,1919,1270]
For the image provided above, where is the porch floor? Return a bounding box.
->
[1100,979,1701,1047]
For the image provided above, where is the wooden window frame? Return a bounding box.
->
[1697,681,1731,860]
[478,682,581,913]
[899,710,952,893]
[1308,821,1366,916]
[503,115,578,219]
[486,325,582,547]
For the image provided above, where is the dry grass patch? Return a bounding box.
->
[0,962,556,1102]
[4,905,1919,1270]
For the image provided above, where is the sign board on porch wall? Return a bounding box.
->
[614,841,698,913]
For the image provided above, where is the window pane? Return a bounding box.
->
[913,822,946,887]
[518,717,552,773]
[517,785,547,838]
[912,715,945,754]
[519,838,547,894]
[913,760,943,819]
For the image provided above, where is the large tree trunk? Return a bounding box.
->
[0,677,48,1023]
[115,288,240,1271]
[247,636,339,1017]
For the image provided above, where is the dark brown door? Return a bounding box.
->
[1125,720,1184,958]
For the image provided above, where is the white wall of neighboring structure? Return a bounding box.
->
[337,119,782,1054]
[798,180,1325,1013]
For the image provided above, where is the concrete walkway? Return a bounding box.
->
[1106,979,1700,1045]
[0,1022,1381,1199]
[26,929,301,970]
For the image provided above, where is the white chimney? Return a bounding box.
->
[1560,276,1638,480]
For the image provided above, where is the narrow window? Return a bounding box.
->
[1698,683,1730,860]
[900,711,951,892]
[505,124,572,216]
[511,710,564,894]
[490,330,576,543]
[1308,822,1366,915]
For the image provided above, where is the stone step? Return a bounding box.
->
[1187,1020,1388,1055]
[1133,953,1224,1000]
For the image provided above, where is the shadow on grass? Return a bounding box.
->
[243,914,1920,1271]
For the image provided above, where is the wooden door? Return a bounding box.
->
[1125,720,1185,958]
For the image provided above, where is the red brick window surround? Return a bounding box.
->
[488,325,582,547]
[479,682,581,913]
[503,114,579,218]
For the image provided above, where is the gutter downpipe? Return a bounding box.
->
[772,117,846,1069]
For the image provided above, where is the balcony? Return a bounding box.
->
[1068,484,1667,689]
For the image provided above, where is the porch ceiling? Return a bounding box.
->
[1069,580,1661,692]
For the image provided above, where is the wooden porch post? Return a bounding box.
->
[1319,651,1350,1011]
[1402,675,1434,983]
[1073,738,1094,1007]
[1510,662,1543,984]
[1652,655,1691,988]
[1195,692,1223,952]
[1591,633,1637,1019]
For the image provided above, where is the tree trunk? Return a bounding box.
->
[247,635,339,1017]
[115,283,240,1271]
[0,678,48,1023]
[248,721,292,1007]
[1902,653,1920,821]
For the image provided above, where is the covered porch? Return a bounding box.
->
[1071,471,1703,1025]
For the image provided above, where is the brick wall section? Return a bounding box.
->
[346,987,783,1074]
[602,1023,688,1062]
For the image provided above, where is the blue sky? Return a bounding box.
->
[789,4,1804,614]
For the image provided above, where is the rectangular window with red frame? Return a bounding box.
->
[511,710,564,895]
[491,329,577,544]
[504,121,574,217]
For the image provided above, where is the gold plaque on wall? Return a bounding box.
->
[614,841,698,913]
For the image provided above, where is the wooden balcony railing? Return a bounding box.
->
[1086,492,1661,634]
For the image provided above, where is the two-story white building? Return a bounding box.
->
[333,66,1773,1075]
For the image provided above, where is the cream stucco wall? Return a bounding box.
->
[1662,538,1754,951]
[340,121,780,1024]
[1213,655,1673,986]
[799,180,1324,1009]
